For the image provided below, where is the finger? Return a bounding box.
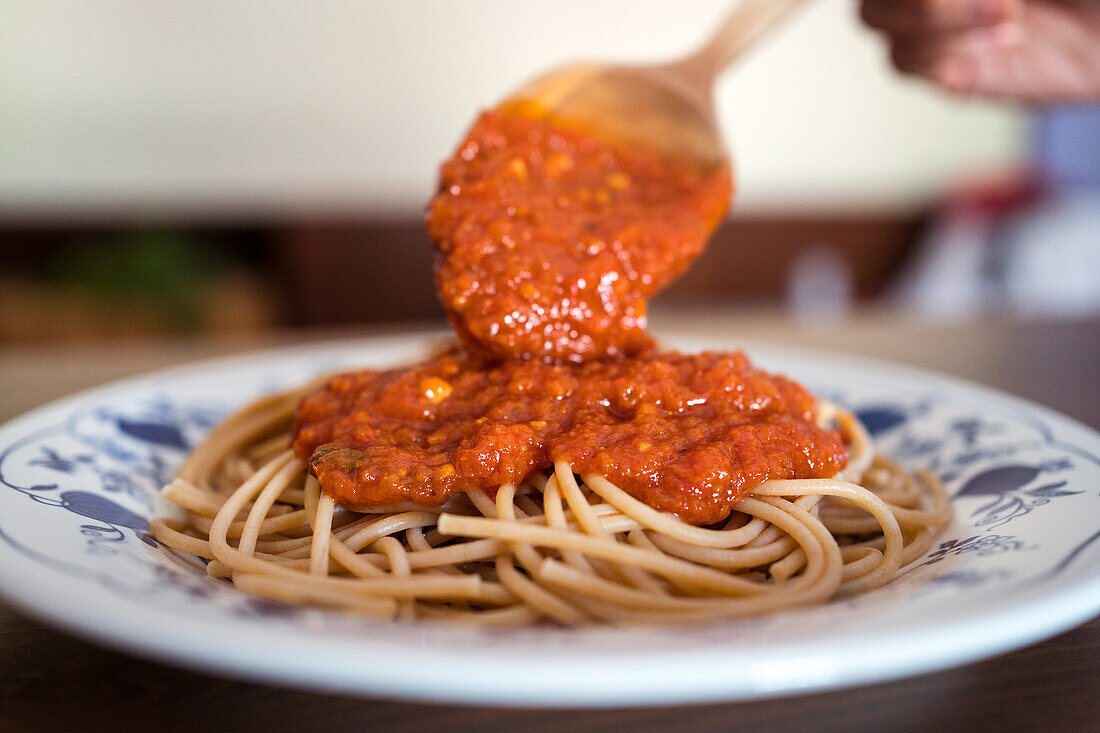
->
[889,25,1023,96]
[861,0,1018,34]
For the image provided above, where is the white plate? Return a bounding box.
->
[1,333,1098,707]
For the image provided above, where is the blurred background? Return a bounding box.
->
[2,0,1098,343]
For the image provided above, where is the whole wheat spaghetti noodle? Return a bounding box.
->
[151,382,950,627]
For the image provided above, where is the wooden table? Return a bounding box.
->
[3,311,1098,732]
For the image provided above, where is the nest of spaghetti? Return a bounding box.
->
[151,387,951,627]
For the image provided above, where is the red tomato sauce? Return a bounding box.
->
[292,110,848,524]
[293,349,847,525]
[428,110,731,365]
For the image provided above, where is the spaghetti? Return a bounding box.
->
[151,381,950,626]
[153,107,949,626]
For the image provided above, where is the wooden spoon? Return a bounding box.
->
[501,0,807,169]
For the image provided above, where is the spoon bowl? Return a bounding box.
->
[501,0,807,170]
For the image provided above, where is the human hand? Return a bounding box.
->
[860,0,1100,102]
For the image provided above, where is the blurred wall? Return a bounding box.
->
[0,0,1027,222]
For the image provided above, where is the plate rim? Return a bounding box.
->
[1,330,1098,706]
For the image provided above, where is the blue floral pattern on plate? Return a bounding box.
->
[0,335,1097,704]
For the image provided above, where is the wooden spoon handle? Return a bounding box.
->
[673,0,808,88]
